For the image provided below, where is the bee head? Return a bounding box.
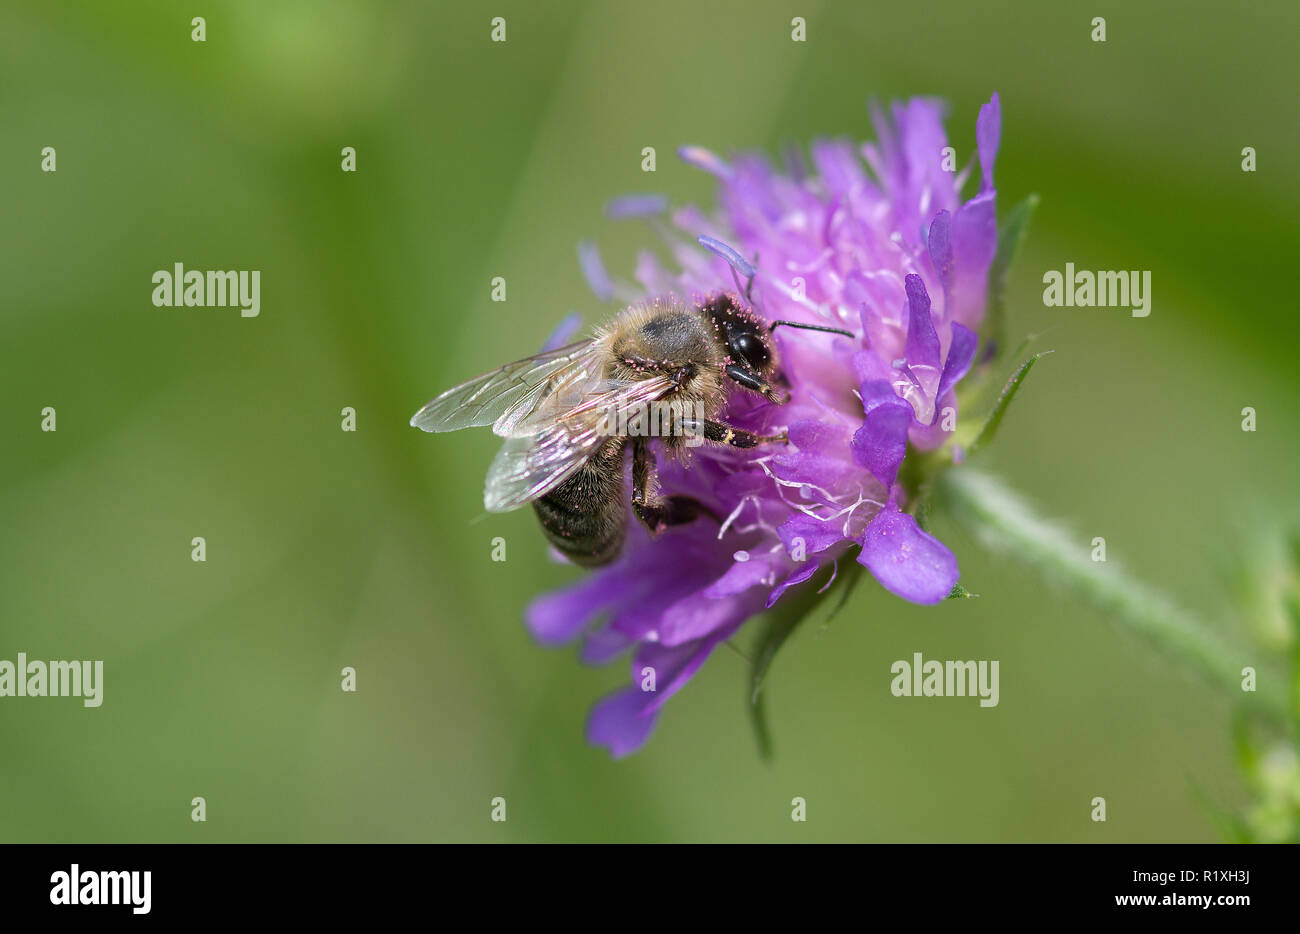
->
[702,292,775,367]
[727,322,772,371]
[702,291,854,405]
[700,292,783,402]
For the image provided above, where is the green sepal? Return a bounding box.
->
[945,582,978,599]
[984,193,1039,359]
[967,350,1053,457]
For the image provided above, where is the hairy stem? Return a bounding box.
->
[936,468,1290,724]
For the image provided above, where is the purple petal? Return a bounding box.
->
[976,92,1001,192]
[811,139,866,198]
[851,345,895,385]
[715,468,771,502]
[702,553,779,598]
[782,142,809,181]
[606,554,728,642]
[936,322,979,402]
[903,274,940,371]
[777,512,848,557]
[927,210,954,293]
[948,192,998,327]
[858,503,958,605]
[896,98,960,226]
[661,553,775,644]
[580,626,634,665]
[659,594,744,646]
[852,380,912,487]
[698,235,755,279]
[952,192,997,264]
[787,419,853,456]
[526,584,603,646]
[533,527,730,647]
[846,270,907,358]
[539,311,583,352]
[634,249,673,295]
[577,240,614,302]
[866,99,901,186]
[908,396,955,451]
[606,193,668,219]
[638,619,745,715]
[587,688,659,758]
[678,145,732,178]
[766,559,821,607]
[588,630,727,755]
[721,154,785,224]
[771,447,861,492]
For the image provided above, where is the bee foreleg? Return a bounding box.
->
[680,418,788,449]
[630,437,718,533]
[723,364,789,404]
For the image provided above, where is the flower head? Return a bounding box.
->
[528,94,1003,756]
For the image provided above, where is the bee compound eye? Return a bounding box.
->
[733,332,770,368]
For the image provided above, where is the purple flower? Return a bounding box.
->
[529,94,1002,756]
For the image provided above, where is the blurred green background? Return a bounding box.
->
[2,0,1297,842]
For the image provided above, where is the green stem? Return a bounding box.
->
[936,468,1291,725]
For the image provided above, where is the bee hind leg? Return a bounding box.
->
[630,437,719,533]
[681,418,788,448]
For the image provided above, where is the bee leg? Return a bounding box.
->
[724,364,789,405]
[681,418,788,448]
[630,437,718,533]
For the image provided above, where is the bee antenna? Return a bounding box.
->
[768,320,856,339]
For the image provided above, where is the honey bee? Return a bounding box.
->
[410,291,852,567]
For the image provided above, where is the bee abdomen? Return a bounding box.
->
[532,439,627,568]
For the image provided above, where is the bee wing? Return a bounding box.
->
[491,341,610,439]
[408,339,599,436]
[482,374,677,512]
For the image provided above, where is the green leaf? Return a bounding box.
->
[984,193,1039,358]
[968,350,1053,457]
[945,582,978,599]
[748,556,864,760]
